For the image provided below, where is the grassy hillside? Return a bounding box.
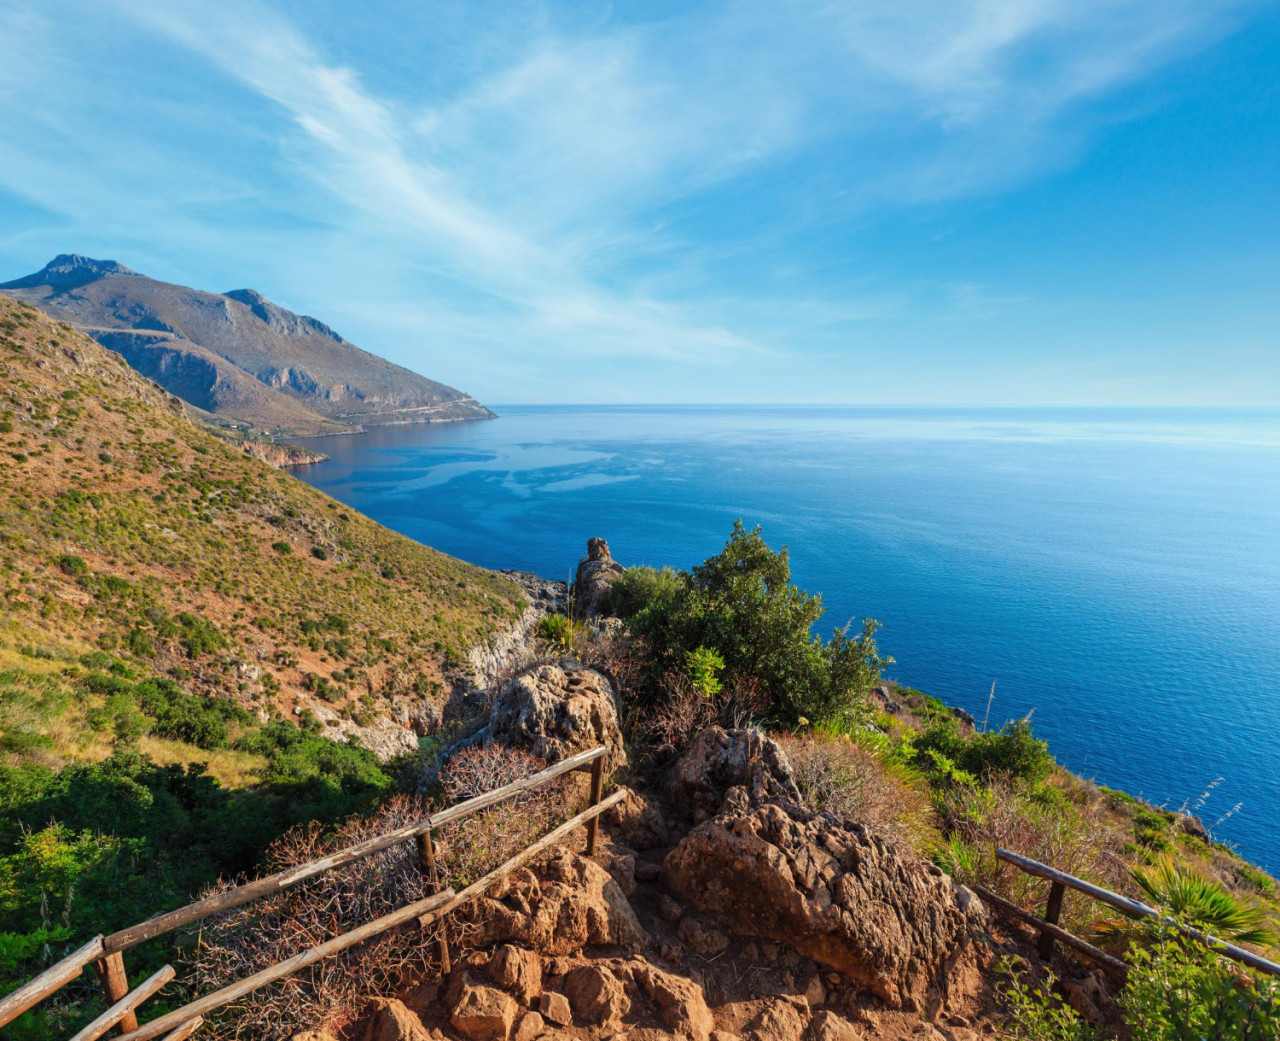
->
[0,292,524,772]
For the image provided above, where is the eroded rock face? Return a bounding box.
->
[665,727,802,824]
[662,797,984,1015]
[572,537,624,617]
[468,848,649,954]
[603,789,670,850]
[486,661,626,773]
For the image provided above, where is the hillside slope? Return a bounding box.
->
[1,255,494,437]
[0,293,524,762]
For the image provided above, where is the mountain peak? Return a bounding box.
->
[0,253,138,290]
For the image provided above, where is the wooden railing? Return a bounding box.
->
[979,847,1280,981]
[0,746,615,1040]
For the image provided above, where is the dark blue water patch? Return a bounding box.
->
[293,406,1280,871]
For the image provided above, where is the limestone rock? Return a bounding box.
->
[450,984,519,1041]
[469,849,649,953]
[628,963,715,1041]
[742,997,808,1041]
[663,799,984,1015]
[665,727,801,824]
[810,1010,862,1041]
[571,537,625,617]
[603,789,670,850]
[486,662,625,773]
[360,998,433,1041]
[677,915,729,956]
[512,1010,544,1041]
[539,991,572,1026]
[489,944,543,1005]
[564,965,630,1026]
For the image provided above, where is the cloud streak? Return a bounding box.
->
[0,0,1269,402]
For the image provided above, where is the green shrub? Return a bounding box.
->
[609,564,681,618]
[271,541,292,555]
[624,521,889,726]
[56,555,88,577]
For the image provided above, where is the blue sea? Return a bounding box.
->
[295,406,1280,872]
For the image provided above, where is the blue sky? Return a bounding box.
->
[0,1,1277,404]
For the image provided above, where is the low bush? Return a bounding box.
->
[775,731,938,855]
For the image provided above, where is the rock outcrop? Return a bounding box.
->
[571,537,624,617]
[468,848,649,954]
[662,793,985,1015]
[665,726,802,823]
[485,661,626,773]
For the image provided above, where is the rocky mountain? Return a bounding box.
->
[0,255,494,438]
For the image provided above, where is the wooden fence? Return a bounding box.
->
[978,847,1280,980]
[0,746,616,1040]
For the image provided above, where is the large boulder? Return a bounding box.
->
[450,984,519,1041]
[359,998,434,1041]
[665,727,802,823]
[662,794,984,1016]
[467,848,649,954]
[571,537,624,617]
[564,964,630,1026]
[486,661,626,773]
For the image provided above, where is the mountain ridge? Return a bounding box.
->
[0,254,494,438]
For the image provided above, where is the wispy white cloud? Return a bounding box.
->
[0,0,1267,402]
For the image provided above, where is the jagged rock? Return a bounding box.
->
[450,984,519,1041]
[662,798,984,1015]
[564,965,630,1026]
[810,1010,862,1041]
[512,1010,544,1041]
[539,991,573,1026]
[659,894,684,923]
[602,849,638,896]
[292,1032,340,1041]
[489,945,543,1005]
[603,789,670,850]
[486,661,626,773]
[742,997,808,1041]
[470,849,649,953]
[665,727,802,824]
[627,963,715,1041]
[360,998,433,1041]
[572,537,625,617]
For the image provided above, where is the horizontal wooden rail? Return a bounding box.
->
[0,745,612,1034]
[160,1016,203,1041]
[71,964,176,1041]
[973,885,1127,976]
[996,848,1280,980]
[112,888,456,1041]
[103,746,606,954]
[0,934,103,1028]
[113,783,627,1041]
[428,787,630,924]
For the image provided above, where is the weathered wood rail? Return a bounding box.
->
[0,745,615,1038]
[984,847,1280,980]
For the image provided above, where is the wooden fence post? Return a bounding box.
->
[417,831,451,975]
[94,952,137,1035]
[585,757,605,857]
[1038,880,1066,960]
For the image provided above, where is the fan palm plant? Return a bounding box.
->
[1131,856,1280,947]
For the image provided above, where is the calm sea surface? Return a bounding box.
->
[295,406,1280,871]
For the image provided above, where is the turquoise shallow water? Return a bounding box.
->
[295,406,1280,871]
